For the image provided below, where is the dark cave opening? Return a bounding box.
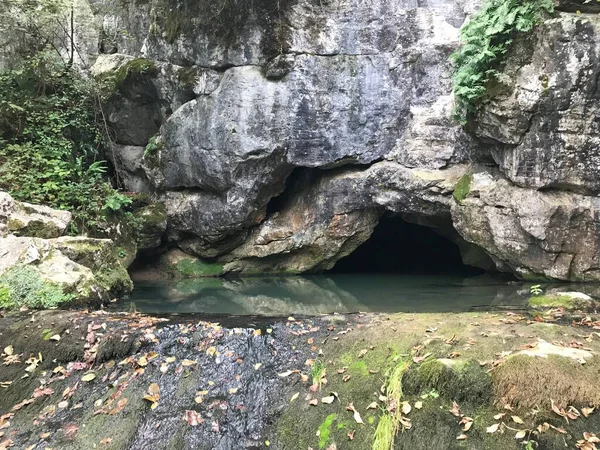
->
[329,214,486,276]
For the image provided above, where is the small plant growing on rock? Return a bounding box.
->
[529,284,543,296]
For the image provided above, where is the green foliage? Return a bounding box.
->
[0,52,134,235]
[529,284,543,296]
[0,265,73,309]
[452,174,472,202]
[0,284,11,309]
[450,0,554,123]
[96,58,158,99]
[144,135,164,158]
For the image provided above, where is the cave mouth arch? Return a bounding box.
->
[328,214,486,276]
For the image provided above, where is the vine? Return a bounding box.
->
[450,0,554,123]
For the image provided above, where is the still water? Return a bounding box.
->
[114,274,559,316]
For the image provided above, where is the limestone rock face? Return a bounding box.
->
[472,15,600,194]
[451,173,600,281]
[84,0,600,280]
[0,192,72,239]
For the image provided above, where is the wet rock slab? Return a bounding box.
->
[0,308,599,449]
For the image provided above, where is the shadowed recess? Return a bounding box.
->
[329,214,485,276]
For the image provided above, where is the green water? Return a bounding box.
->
[115,274,561,316]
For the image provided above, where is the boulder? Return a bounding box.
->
[0,191,71,239]
[0,235,132,307]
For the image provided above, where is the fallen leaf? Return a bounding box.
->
[81,373,96,382]
[254,363,262,371]
[181,359,197,367]
[366,402,378,410]
[50,335,61,342]
[414,401,423,409]
[308,399,318,406]
[321,396,335,404]
[3,347,13,357]
[486,423,500,434]
[493,413,506,420]
[184,410,203,426]
[449,401,461,417]
[412,353,432,364]
[401,402,411,415]
[456,434,467,440]
[515,430,527,439]
[346,403,364,424]
[582,407,595,418]
[347,430,355,440]
[290,393,299,402]
[512,416,524,424]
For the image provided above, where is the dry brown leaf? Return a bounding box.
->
[184,410,203,426]
[449,401,461,417]
[366,402,378,410]
[582,407,595,418]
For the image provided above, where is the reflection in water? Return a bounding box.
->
[113,274,581,316]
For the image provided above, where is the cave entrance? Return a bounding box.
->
[329,214,485,276]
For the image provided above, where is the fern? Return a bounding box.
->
[450,0,554,123]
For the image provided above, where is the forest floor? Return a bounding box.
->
[0,306,598,450]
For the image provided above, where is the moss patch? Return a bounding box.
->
[175,259,224,278]
[453,174,473,202]
[318,413,337,449]
[528,295,577,309]
[493,354,600,409]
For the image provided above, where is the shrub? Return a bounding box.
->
[450,0,554,123]
[0,51,135,235]
[0,265,73,309]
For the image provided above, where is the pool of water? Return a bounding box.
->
[113,273,568,316]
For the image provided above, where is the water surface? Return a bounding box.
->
[116,274,553,316]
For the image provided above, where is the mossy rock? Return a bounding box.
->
[159,249,225,278]
[453,174,473,203]
[402,358,492,407]
[528,293,598,311]
[493,353,600,409]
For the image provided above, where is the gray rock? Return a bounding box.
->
[0,192,71,239]
[0,235,133,304]
[473,15,600,194]
[451,172,600,281]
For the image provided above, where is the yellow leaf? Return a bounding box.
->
[181,359,197,367]
[148,383,160,395]
[290,393,299,402]
[515,430,527,439]
[4,346,14,356]
[414,401,423,409]
[137,356,148,367]
[81,373,96,382]
[254,363,262,371]
[512,416,524,424]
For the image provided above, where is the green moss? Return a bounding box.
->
[96,58,158,98]
[318,414,337,449]
[175,259,224,278]
[403,359,492,407]
[176,67,198,89]
[453,174,472,202]
[6,217,25,231]
[528,295,575,308]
